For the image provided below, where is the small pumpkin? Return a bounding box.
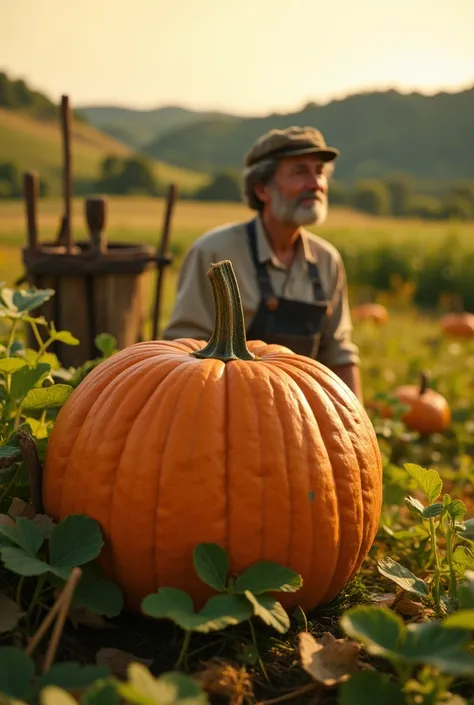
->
[42,260,383,614]
[382,372,451,435]
[440,312,474,339]
[352,303,388,325]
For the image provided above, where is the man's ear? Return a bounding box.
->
[253,182,270,204]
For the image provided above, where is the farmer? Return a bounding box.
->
[162,126,362,402]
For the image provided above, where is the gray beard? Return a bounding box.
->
[268,184,328,226]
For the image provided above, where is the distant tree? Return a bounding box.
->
[0,72,16,107]
[447,184,474,218]
[95,155,159,196]
[195,171,242,202]
[407,194,441,220]
[384,174,412,216]
[352,179,391,216]
[439,195,473,221]
[0,162,21,198]
[328,179,347,206]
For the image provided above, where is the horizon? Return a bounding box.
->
[2,0,474,116]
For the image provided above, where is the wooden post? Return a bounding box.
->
[23,171,39,254]
[60,95,73,253]
[85,197,107,254]
[151,184,178,339]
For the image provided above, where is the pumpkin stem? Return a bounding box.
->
[420,371,430,395]
[191,260,257,362]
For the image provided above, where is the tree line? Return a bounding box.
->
[1,154,473,222]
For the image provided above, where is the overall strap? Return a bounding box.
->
[246,218,275,301]
[247,218,326,303]
[307,261,326,302]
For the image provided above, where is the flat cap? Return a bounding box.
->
[245,126,340,168]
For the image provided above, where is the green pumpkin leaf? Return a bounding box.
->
[158,672,209,703]
[340,605,404,658]
[22,384,73,410]
[125,664,208,705]
[10,363,51,401]
[69,564,123,617]
[0,646,35,698]
[80,681,119,705]
[13,288,55,313]
[0,358,28,374]
[0,547,51,576]
[52,331,80,346]
[193,543,229,591]
[22,349,60,369]
[95,333,117,357]
[244,591,290,634]
[404,463,443,502]
[377,557,430,597]
[339,670,405,705]
[234,561,303,595]
[444,609,474,629]
[49,515,104,571]
[40,686,77,705]
[36,663,110,690]
[0,444,21,459]
[452,546,474,576]
[402,621,474,674]
[0,517,44,555]
[141,587,196,623]
[194,594,252,633]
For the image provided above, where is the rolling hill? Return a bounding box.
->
[77,105,235,150]
[82,87,474,182]
[0,107,208,196]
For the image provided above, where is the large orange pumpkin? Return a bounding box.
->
[42,261,383,614]
[381,372,451,435]
[351,303,388,325]
[440,312,474,339]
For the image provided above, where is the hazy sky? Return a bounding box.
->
[2,0,474,115]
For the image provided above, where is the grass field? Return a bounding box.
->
[1,194,474,326]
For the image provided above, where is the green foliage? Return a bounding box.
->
[96,155,160,196]
[352,179,391,216]
[142,542,303,667]
[194,170,242,202]
[0,649,208,704]
[126,87,474,182]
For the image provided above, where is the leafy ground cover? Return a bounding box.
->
[0,283,473,705]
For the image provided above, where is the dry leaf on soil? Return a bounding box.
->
[0,593,24,633]
[369,592,397,609]
[298,631,362,687]
[394,596,424,618]
[95,647,153,679]
[8,498,55,536]
[8,497,37,519]
[195,659,253,705]
[0,513,14,526]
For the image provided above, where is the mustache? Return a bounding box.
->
[297,191,324,204]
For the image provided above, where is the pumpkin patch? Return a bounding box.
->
[352,303,388,324]
[42,260,383,614]
[376,372,451,435]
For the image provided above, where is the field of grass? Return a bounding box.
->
[0,108,208,197]
[2,194,474,329]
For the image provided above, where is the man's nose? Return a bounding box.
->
[315,174,328,193]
